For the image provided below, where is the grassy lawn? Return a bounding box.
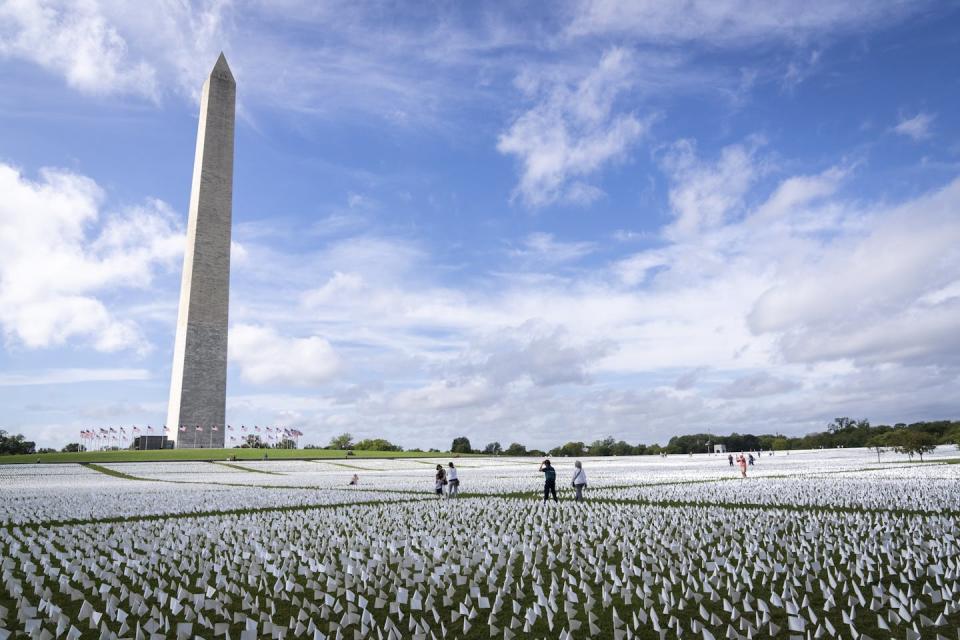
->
[0,447,470,464]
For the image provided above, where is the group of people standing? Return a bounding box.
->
[434,462,460,497]
[431,459,589,502]
[539,459,588,502]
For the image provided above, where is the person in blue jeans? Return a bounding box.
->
[539,459,558,502]
[571,460,587,501]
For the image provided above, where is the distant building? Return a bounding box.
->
[713,444,727,453]
[133,436,173,450]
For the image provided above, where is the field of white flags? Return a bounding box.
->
[2,447,960,639]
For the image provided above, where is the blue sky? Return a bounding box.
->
[1,1,959,450]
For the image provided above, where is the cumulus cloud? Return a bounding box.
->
[749,177,960,365]
[892,111,935,141]
[390,378,496,412]
[465,320,615,387]
[229,324,341,386]
[216,145,960,450]
[0,0,230,99]
[0,163,182,352]
[497,48,651,207]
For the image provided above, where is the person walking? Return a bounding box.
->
[748,453,755,466]
[728,454,734,467]
[571,460,587,502]
[539,459,558,503]
[737,454,748,478]
[434,464,447,497]
[447,462,460,498]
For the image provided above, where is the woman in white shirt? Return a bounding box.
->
[447,462,459,497]
[572,460,587,501]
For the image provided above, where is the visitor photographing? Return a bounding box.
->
[539,459,559,503]
[447,462,459,498]
[737,454,748,478]
[434,464,447,497]
[571,460,587,501]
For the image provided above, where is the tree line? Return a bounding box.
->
[3,418,959,457]
[309,420,960,459]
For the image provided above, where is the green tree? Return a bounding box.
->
[451,437,472,454]
[61,442,82,453]
[888,430,937,462]
[609,440,636,456]
[551,441,586,457]
[482,442,502,455]
[944,426,960,449]
[866,434,888,463]
[240,434,266,448]
[328,433,354,450]
[353,438,403,451]
[504,442,527,456]
[0,430,35,455]
[587,437,616,456]
[827,417,856,433]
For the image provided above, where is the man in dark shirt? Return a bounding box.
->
[539,459,559,503]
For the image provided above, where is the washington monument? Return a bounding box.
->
[166,53,235,448]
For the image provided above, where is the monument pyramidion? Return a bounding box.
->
[166,53,235,449]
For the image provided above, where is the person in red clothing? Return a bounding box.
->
[737,453,748,478]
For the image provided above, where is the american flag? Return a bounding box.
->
[179,425,187,432]
[195,425,203,432]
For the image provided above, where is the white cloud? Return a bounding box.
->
[0,0,230,99]
[0,368,150,386]
[390,378,496,412]
[660,139,763,239]
[216,154,960,450]
[0,0,157,97]
[751,167,845,221]
[509,233,596,265]
[892,111,935,141]
[717,371,800,398]
[566,1,921,45]
[748,177,960,366]
[0,163,182,352]
[463,320,615,387]
[497,48,651,207]
[229,324,341,386]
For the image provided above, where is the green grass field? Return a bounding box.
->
[0,447,467,464]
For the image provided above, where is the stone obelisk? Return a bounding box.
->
[167,53,235,448]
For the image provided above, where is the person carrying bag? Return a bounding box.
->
[571,460,587,502]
